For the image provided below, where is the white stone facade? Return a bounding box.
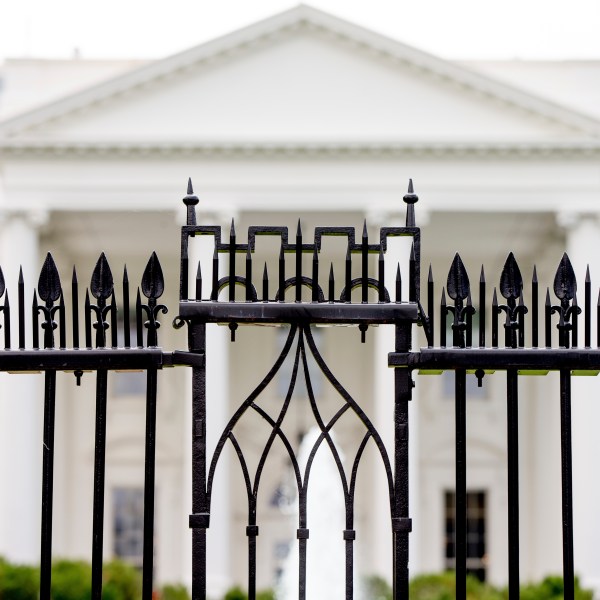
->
[1,5,600,597]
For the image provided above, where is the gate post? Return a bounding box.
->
[188,321,208,600]
[393,322,412,598]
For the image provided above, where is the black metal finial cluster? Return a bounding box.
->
[180,178,421,311]
[430,251,586,351]
[0,251,167,354]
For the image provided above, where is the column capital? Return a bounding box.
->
[0,208,50,231]
[366,208,431,228]
[556,210,600,232]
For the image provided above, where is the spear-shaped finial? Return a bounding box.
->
[183,177,199,226]
[403,179,418,227]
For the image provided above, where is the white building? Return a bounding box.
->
[1,4,600,597]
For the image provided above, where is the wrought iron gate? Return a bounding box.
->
[0,178,595,600]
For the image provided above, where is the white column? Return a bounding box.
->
[181,212,231,597]
[371,210,423,580]
[559,212,600,594]
[0,210,45,563]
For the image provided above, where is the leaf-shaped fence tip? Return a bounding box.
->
[499,252,523,300]
[38,252,61,303]
[141,252,164,300]
[0,265,5,298]
[446,253,470,301]
[553,253,576,301]
[90,252,114,300]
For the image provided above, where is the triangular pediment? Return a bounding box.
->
[2,5,599,145]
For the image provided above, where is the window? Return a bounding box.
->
[113,487,145,569]
[444,490,487,581]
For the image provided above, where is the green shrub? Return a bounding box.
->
[102,559,142,600]
[51,559,92,600]
[223,586,247,600]
[362,574,393,600]
[409,572,505,600]
[520,575,593,600]
[256,589,275,600]
[0,557,38,600]
[160,583,191,600]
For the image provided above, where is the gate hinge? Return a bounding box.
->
[189,513,210,529]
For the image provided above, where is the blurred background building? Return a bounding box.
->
[1,5,600,597]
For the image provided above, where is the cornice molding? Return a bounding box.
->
[1,5,600,139]
[1,140,600,159]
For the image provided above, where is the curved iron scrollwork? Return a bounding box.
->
[205,324,394,599]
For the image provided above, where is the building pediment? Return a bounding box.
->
[1,5,599,148]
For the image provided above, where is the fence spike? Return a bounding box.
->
[329,263,335,303]
[3,291,10,349]
[427,264,434,346]
[195,260,202,301]
[38,253,62,305]
[142,252,164,300]
[409,243,416,302]
[59,291,66,349]
[585,265,591,348]
[479,266,486,348]
[447,253,470,301]
[91,253,114,301]
[545,288,552,348]
[345,247,351,303]
[554,253,576,303]
[296,219,302,302]
[403,179,418,227]
[212,247,219,301]
[123,266,130,348]
[361,220,368,303]
[246,247,252,302]
[32,290,39,349]
[229,221,236,302]
[0,265,5,299]
[110,291,118,348]
[379,248,385,303]
[263,262,269,302]
[531,265,538,348]
[72,267,79,349]
[312,246,319,302]
[466,292,473,347]
[500,252,523,301]
[396,263,402,302]
[85,289,91,349]
[440,288,447,347]
[18,266,24,350]
[492,288,499,348]
[279,244,285,303]
[136,288,143,348]
[183,178,199,226]
[597,288,600,348]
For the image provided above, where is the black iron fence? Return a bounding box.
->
[0,178,596,600]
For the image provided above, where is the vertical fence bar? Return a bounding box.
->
[18,267,24,349]
[379,249,386,303]
[91,369,108,599]
[362,221,368,303]
[479,266,485,347]
[279,245,285,303]
[492,289,499,348]
[392,323,411,599]
[246,249,252,302]
[585,266,591,347]
[190,323,208,600]
[560,368,575,600]
[440,289,446,348]
[428,265,434,347]
[312,247,319,303]
[229,221,236,302]
[123,267,130,347]
[296,221,302,302]
[455,368,467,600]
[345,248,351,303]
[263,264,269,302]
[4,293,10,349]
[546,289,552,348]
[39,370,57,600]
[142,367,158,599]
[506,368,520,598]
[532,266,538,348]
